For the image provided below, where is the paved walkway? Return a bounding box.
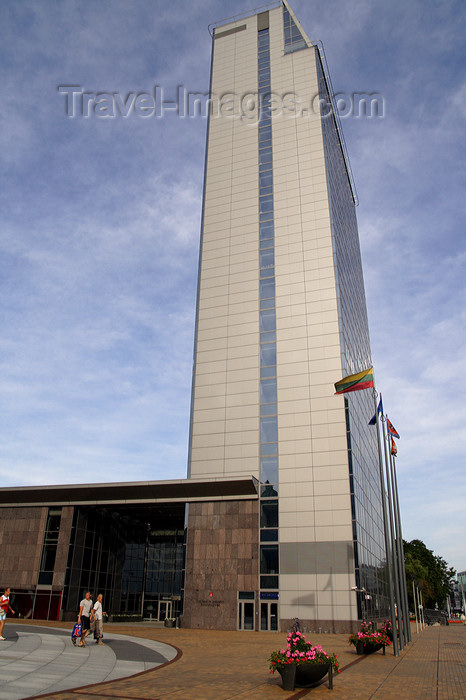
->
[0,624,177,700]
[0,621,464,699]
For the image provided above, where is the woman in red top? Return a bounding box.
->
[0,587,15,640]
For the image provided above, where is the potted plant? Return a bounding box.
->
[348,621,391,655]
[164,617,176,628]
[269,631,340,691]
[379,618,393,640]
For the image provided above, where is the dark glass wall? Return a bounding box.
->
[63,504,185,619]
[316,47,390,619]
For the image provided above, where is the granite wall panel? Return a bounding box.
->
[0,506,47,589]
[183,499,259,630]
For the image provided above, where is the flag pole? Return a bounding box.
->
[413,580,419,634]
[381,410,404,650]
[372,389,399,655]
[389,447,412,643]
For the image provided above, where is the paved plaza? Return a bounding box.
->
[0,620,464,699]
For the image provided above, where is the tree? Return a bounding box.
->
[403,539,455,609]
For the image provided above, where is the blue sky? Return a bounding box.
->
[1,0,465,572]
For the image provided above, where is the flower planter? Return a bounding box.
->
[164,619,175,628]
[295,662,332,689]
[277,662,333,691]
[356,641,385,655]
[278,664,297,691]
[270,630,339,689]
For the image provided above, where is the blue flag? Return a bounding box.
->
[368,397,383,425]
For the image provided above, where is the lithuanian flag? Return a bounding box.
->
[334,367,374,395]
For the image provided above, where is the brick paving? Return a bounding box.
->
[15,620,466,699]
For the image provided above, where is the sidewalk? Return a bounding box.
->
[0,623,176,700]
[5,620,466,699]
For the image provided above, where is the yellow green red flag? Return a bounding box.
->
[334,367,374,395]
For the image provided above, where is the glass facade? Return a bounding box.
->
[258,17,279,595]
[63,504,185,620]
[316,47,390,619]
[283,5,307,54]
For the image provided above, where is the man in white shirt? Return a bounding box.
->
[0,587,15,640]
[92,594,106,645]
[77,591,94,647]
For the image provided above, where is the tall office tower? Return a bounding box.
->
[186,0,389,631]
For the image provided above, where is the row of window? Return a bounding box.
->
[258,25,278,592]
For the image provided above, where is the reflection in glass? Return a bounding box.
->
[261,483,278,498]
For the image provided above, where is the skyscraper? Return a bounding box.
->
[186,0,389,631]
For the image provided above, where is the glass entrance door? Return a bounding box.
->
[158,600,172,622]
[143,598,158,621]
[260,601,278,631]
[238,601,255,630]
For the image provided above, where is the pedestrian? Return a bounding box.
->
[0,587,15,640]
[92,594,106,645]
[77,591,94,647]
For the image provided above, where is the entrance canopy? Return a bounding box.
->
[0,476,259,507]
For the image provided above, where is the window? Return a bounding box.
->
[260,456,278,483]
[260,415,278,443]
[260,343,276,366]
[259,171,273,189]
[259,194,273,213]
[260,330,276,344]
[260,309,276,332]
[260,378,277,404]
[261,501,278,528]
[260,545,279,574]
[261,366,276,378]
[260,278,275,300]
[260,297,274,310]
[260,442,277,456]
[283,7,308,54]
[260,527,278,540]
